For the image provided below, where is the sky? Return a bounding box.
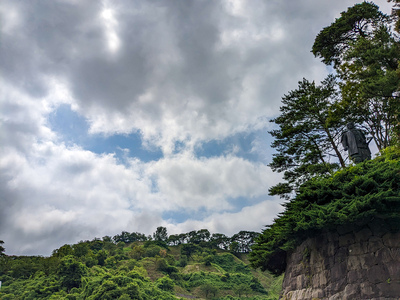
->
[0,0,393,256]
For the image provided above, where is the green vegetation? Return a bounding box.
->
[255,1,400,275]
[269,1,400,199]
[0,229,282,299]
[2,2,400,298]
[251,147,400,275]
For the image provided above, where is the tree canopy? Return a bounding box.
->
[312,1,400,149]
[312,2,388,67]
[268,75,346,199]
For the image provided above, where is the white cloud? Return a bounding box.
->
[167,199,284,236]
[0,0,394,255]
[146,152,280,211]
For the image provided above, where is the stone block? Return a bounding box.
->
[296,274,310,290]
[359,282,379,298]
[339,233,355,247]
[326,241,336,257]
[367,264,388,284]
[368,218,390,237]
[376,247,398,263]
[377,282,400,298]
[390,248,400,261]
[347,269,367,284]
[323,254,334,266]
[330,277,346,292]
[383,232,400,248]
[342,283,360,299]
[348,242,368,256]
[311,288,324,299]
[290,263,304,277]
[368,236,384,253]
[347,254,371,270]
[312,271,328,288]
[354,227,373,242]
[330,261,347,281]
[326,231,339,243]
[334,247,348,264]
[387,262,400,281]
[337,224,354,235]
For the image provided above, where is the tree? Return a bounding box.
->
[0,240,5,256]
[156,275,175,291]
[52,244,74,257]
[196,229,211,244]
[338,25,400,149]
[230,231,260,253]
[312,2,400,149]
[269,75,346,199]
[209,233,230,250]
[73,242,89,257]
[167,234,180,246]
[312,2,388,67]
[200,283,219,299]
[234,283,252,297]
[180,244,199,260]
[389,0,400,32]
[57,255,86,291]
[153,226,168,242]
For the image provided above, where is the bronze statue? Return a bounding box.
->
[341,122,371,163]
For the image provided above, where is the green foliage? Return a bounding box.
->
[312,2,400,149]
[0,229,280,299]
[58,256,86,290]
[269,75,345,199]
[213,253,250,274]
[156,275,175,291]
[200,282,219,298]
[312,2,388,67]
[181,243,200,260]
[0,240,5,256]
[251,147,400,275]
[153,226,168,242]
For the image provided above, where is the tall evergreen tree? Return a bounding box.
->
[313,2,400,149]
[268,75,345,199]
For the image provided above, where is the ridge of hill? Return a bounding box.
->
[0,238,282,299]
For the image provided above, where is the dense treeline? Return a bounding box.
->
[0,229,282,299]
[112,228,259,254]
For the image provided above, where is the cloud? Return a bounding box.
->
[146,152,280,211]
[2,0,373,152]
[0,138,281,255]
[0,0,393,255]
[166,199,284,236]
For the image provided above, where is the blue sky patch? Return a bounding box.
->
[195,131,269,162]
[48,104,163,162]
[162,206,211,223]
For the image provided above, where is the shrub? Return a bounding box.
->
[251,147,400,275]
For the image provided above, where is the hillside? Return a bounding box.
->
[0,235,282,299]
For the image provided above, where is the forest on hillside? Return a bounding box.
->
[0,229,282,299]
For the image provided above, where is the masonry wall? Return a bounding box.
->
[281,219,400,300]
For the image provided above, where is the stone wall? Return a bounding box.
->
[281,219,400,299]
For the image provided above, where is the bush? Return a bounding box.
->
[251,147,400,275]
[157,276,175,291]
